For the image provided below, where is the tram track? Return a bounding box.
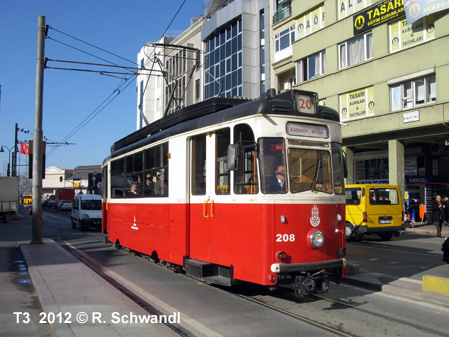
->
[236,292,355,337]
[235,288,449,337]
[309,293,449,337]
[63,237,449,337]
[39,212,448,337]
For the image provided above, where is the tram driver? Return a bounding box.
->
[266,165,287,193]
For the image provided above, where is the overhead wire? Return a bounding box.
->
[45,0,189,158]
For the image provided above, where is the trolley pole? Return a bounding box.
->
[31,15,46,244]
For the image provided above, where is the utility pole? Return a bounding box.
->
[31,15,45,244]
[12,123,18,177]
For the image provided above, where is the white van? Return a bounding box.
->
[71,194,102,231]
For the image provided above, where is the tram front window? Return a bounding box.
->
[288,149,332,194]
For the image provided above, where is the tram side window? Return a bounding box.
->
[234,124,259,194]
[192,135,206,195]
[145,143,169,197]
[111,158,125,198]
[124,152,144,197]
[110,142,169,199]
[259,138,287,194]
[216,128,230,195]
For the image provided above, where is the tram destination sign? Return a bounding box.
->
[287,122,328,138]
[353,0,405,35]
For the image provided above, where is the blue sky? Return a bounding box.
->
[0,0,204,176]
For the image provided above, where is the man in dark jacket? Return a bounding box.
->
[265,165,287,193]
[432,195,445,237]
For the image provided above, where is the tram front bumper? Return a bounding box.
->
[270,258,346,274]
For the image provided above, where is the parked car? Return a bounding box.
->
[57,200,72,211]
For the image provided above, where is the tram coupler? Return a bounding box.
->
[294,271,330,298]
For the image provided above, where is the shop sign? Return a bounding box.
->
[353,0,405,35]
[296,5,325,40]
[406,176,433,183]
[390,16,435,53]
[405,0,449,25]
[403,110,420,123]
[340,87,375,122]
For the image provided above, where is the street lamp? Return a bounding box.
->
[0,145,13,177]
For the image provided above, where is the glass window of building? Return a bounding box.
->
[295,50,326,83]
[274,25,295,62]
[338,32,372,69]
[205,19,242,99]
[390,74,436,111]
[356,158,388,183]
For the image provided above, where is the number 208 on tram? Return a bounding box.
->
[102,89,347,297]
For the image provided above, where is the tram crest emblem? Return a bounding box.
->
[310,205,320,227]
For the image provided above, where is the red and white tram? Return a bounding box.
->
[102,90,347,297]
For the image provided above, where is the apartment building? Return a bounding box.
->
[271,0,449,217]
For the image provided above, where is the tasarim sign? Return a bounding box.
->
[339,87,375,122]
[405,0,449,24]
[353,0,405,35]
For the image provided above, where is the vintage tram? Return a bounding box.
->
[102,90,347,297]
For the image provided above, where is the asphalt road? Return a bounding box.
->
[3,207,449,337]
[346,232,445,280]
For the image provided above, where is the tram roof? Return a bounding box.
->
[110,90,340,158]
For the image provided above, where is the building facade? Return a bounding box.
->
[43,165,101,196]
[271,0,449,219]
[42,166,74,196]
[137,0,271,127]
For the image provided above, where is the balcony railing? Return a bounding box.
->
[273,4,291,24]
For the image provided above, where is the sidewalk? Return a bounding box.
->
[20,239,179,337]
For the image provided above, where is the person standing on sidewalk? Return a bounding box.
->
[432,195,445,237]
[443,196,449,226]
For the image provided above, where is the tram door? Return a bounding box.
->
[189,129,231,265]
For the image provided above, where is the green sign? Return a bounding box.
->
[354,0,405,35]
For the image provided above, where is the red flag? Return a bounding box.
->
[20,142,29,156]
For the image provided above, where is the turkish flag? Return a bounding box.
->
[20,142,29,156]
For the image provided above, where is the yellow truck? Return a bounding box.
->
[345,184,405,241]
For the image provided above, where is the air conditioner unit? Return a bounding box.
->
[431,143,444,156]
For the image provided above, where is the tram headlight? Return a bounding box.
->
[309,230,324,248]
